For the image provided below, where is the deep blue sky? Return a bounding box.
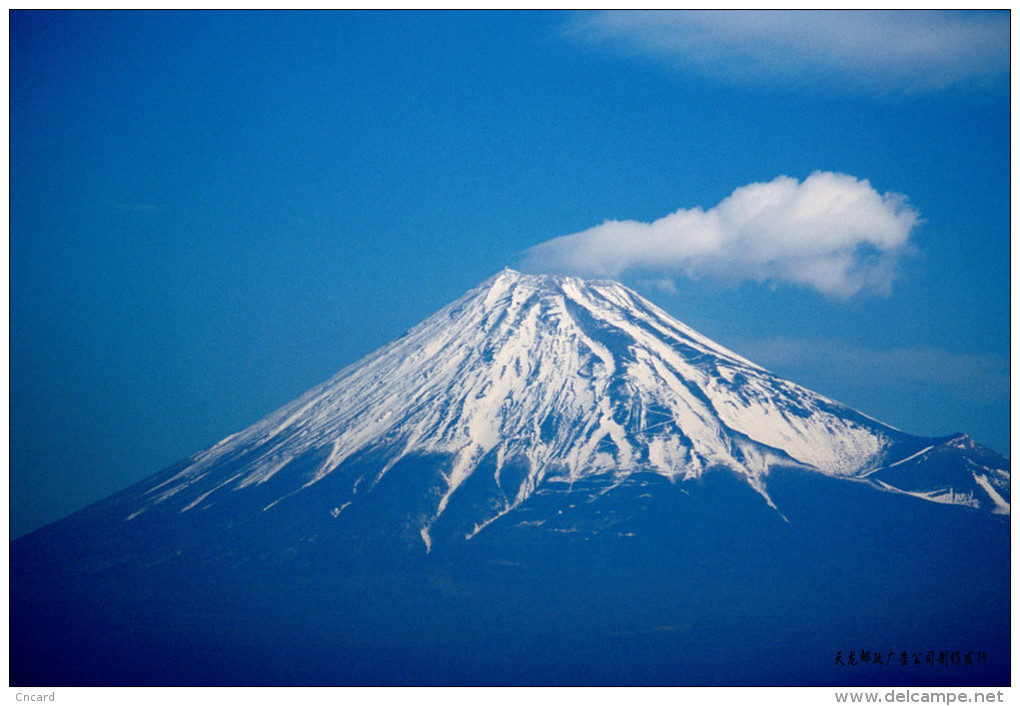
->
[10,11,1010,539]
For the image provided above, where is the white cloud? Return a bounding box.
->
[567,10,1009,93]
[737,337,1010,402]
[520,171,920,298]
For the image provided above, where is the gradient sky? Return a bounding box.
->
[10,10,1010,539]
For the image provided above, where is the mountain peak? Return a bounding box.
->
[115,270,1008,554]
[489,266,633,294]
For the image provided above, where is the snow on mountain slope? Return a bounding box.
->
[867,433,1011,514]
[123,269,1005,548]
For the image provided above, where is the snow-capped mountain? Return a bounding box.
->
[11,269,1009,687]
[121,268,1007,551]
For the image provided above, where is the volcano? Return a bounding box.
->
[10,269,1010,686]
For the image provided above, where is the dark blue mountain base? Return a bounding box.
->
[11,462,1008,686]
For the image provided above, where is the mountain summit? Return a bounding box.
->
[121,269,1007,548]
[11,269,1010,687]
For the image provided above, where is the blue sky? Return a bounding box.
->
[10,11,1010,539]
